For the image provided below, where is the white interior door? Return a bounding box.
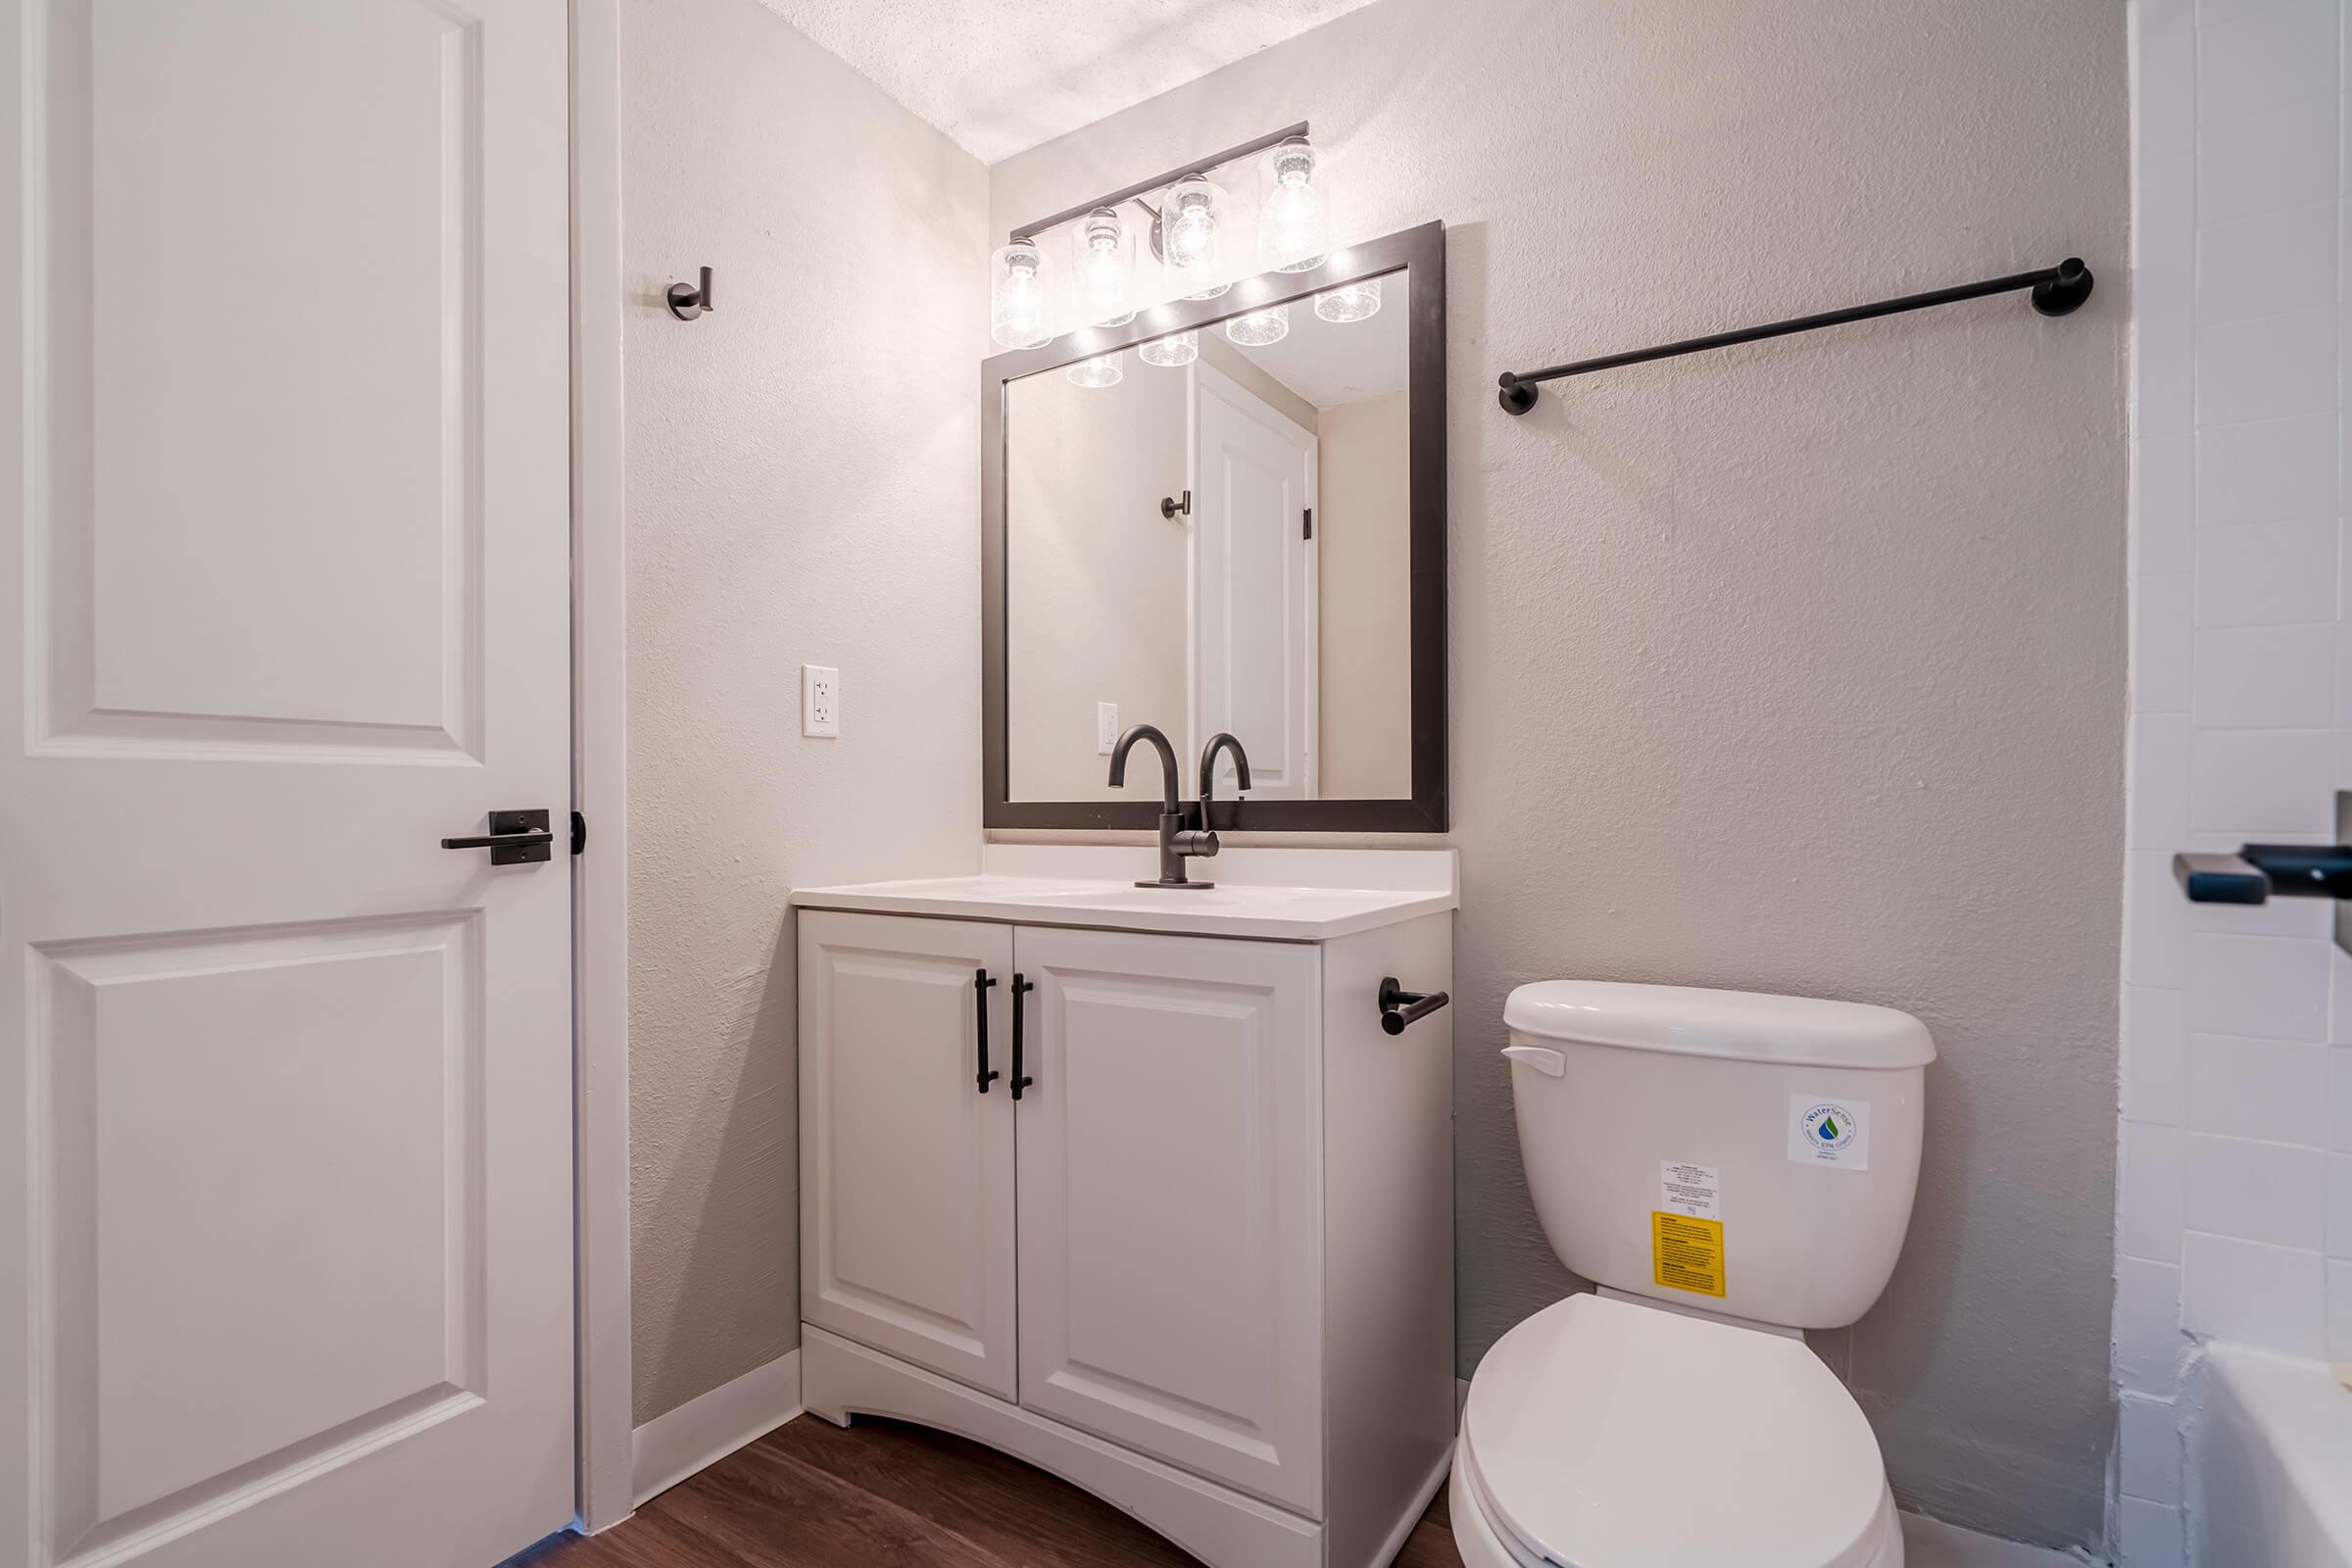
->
[799,912,1019,1400]
[1012,925,1325,1515]
[1190,366,1316,800]
[0,3,576,1565]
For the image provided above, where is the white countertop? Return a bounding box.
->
[792,845,1457,942]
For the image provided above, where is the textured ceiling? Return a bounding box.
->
[757,0,1380,164]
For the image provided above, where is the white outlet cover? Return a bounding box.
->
[802,664,840,738]
[1097,702,1118,755]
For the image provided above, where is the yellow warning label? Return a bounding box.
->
[1651,1211,1727,1298]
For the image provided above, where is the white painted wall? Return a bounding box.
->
[992,0,2130,1548]
[2115,0,2352,1562]
[622,0,988,1425]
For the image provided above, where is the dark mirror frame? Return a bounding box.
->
[982,219,1447,833]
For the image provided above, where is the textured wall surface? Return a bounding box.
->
[992,0,2131,1546]
[2115,1,2352,1563]
[622,0,988,1425]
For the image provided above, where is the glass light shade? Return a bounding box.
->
[990,238,1053,349]
[1065,351,1123,388]
[1259,138,1329,272]
[1159,174,1226,292]
[1186,281,1232,300]
[1137,329,1199,368]
[1314,276,1382,323]
[1224,303,1290,347]
[1075,207,1135,327]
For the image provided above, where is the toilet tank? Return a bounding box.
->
[1504,981,1934,1331]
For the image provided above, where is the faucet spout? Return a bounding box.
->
[1107,722,1217,889]
[1198,732,1252,822]
[1106,723,1181,812]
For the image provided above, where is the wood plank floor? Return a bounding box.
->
[508,1414,1463,1568]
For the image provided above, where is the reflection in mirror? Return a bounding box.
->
[1006,270,1412,804]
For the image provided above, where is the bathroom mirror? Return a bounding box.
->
[983,220,1446,832]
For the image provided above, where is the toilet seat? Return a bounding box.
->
[1456,1294,1899,1568]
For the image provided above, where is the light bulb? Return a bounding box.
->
[1224,304,1290,347]
[1314,277,1381,323]
[1066,351,1123,388]
[1076,207,1134,327]
[1138,330,1198,368]
[1160,174,1225,292]
[990,238,1052,349]
[1259,139,1328,272]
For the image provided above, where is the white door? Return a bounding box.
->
[1012,926,1325,1515]
[799,912,1019,1400]
[0,3,575,1565]
[1191,366,1317,800]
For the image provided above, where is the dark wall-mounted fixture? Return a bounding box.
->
[667,266,714,321]
[2175,793,2352,956]
[1160,489,1191,520]
[1495,257,2094,415]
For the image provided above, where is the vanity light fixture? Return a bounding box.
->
[1137,329,1199,368]
[1314,276,1382,323]
[1076,207,1135,327]
[992,123,1312,350]
[1259,137,1330,271]
[1225,303,1290,347]
[1066,350,1123,388]
[990,238,1053,349]
[1160,173,1227,293]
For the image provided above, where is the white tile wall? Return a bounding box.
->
[2121,0,2352,1559]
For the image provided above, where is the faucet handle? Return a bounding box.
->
[1172,828,1220,859]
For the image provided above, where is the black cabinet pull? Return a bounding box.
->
[974,969,1002,1093]
[1378,976,1449,1035]
[1009,974,1036,1100]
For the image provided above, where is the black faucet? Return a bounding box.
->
[1198,732,1251,828]
[1107,723,1220,889]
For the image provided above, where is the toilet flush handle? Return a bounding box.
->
[1500,1045,1565,1077]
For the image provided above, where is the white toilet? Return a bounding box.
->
[1451,981,1936,1568]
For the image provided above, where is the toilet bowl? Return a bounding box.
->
[1455,981,1934,1568]
[1447,1294,1902,1568]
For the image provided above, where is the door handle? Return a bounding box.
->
[440,808,556,865]
[2174,845,2352,904]
[974,969,1002,1093]
[1009,974,1035,1101]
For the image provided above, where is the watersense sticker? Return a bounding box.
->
[1788,1093,1872,1170]
[1660,1160,1721,1220]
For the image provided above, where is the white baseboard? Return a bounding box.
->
[630,1348,804,1507]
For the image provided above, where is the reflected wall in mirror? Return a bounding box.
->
[983,220,1446,833]
[1007,270,1411,804]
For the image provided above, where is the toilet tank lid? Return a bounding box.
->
[1505,981,1936,1069]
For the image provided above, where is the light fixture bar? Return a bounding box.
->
[1006,121,1309,244]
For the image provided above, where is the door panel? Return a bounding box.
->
[0,2,574,1564]
[800,912,1019,1400]
[1192,366,1315,799]
[1013,926,1324,1515]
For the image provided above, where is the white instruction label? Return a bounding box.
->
[1659,1160,1721,1220]
[1788,1093,1872,1169]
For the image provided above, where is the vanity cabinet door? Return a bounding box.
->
[1011,926,1325,1515]
[800,911,1018,1399]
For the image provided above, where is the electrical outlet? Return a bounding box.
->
[802,664,840,738]
[1098,702,1119,756]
